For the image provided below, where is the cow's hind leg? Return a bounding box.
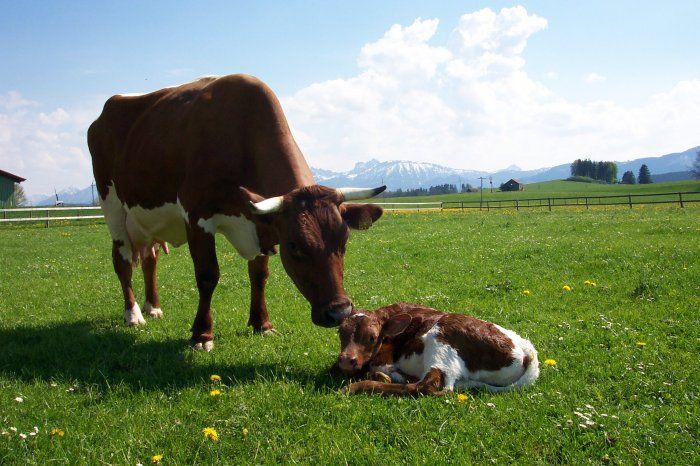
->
[343,368,446,397]
[112,240,146,326]
[247,256,276,334]
[187,224,219,351]
[142,247,163,318]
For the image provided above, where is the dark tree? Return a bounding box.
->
[638,164,652,184]
[620,171,636,184]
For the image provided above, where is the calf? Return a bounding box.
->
[337,303,539,396]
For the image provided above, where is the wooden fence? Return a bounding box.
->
[441,191,700,211]
[0,206,103,227]
[1,191,698,227]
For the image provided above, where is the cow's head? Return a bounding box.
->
[337,311,412,376]
[245,185,385,327]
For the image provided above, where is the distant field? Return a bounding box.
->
[1,205,699,464]
[378,179,700,203]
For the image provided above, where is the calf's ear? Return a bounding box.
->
[382,314,412,338]
[341,204,383,230]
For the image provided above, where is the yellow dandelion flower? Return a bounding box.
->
[203,427,219,441]
[544,359,557,366]
[584,280,597,287]
[210,374,221,382]
[522,289,531,296]
[209,389,221,397]
[242,428,249,437]
[562,285,572,292]
[457,393,469,403]
[151,454,163,464]
[636,341,646,348]
[49,428,65,438]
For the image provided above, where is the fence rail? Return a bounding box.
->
[0,206,103,227]
[441,191,700,211]
[1,191,698,227]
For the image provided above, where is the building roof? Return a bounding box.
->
[0,169,26,182]
[507,178,522,184]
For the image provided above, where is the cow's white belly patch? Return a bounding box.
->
[125,202,188,248]
[197,214,260,261]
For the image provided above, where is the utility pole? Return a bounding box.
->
[478,176,487,210]
[91,182,95,206]
[489,176,493,193]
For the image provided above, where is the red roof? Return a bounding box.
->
[0,169,25,182]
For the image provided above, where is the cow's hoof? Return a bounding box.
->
[144,302,164,319]
[260,328,279,336]
[368,371,392,383]
[124,303,146,326]
[192,340,214,352]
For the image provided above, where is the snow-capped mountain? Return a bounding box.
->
[31,185,98,206]
[22,146,698,205]
[312,146,699,190]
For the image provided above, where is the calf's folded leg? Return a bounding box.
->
[343,368,446,397]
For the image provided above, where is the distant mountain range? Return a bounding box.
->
[312,146,699,190]
[27,146,698,205]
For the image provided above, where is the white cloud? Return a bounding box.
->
[544,71,558,80]
[584,72,606,83]
[0,92,102,196]
[283,7,699,172]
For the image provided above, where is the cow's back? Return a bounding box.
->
[88,75,313,212]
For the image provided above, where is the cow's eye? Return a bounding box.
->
[368,336,375,344]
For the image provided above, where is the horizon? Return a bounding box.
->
[2,1,699,196]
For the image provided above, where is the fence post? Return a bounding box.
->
[460,201,464,212]
[515,200,519,211]
[585,197,589,210]
[548,198,552,211]
[628,194,632,209]
[45,210,49,228]
[678,192,684,208]
[486,201,490,211]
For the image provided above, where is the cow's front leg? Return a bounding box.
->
[112,240,145,326]
[343,368,446,397]
[247,255,276,334]
[187,225,219,351]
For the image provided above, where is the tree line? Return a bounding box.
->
[570,159,618,183]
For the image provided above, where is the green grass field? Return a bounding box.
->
[378,179,700,204]
[1,204,699,464]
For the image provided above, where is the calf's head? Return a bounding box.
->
[247,185,384,327]
[337,311,412,376]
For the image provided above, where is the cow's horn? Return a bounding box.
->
[249,196,284,215]
[337,186,386,202]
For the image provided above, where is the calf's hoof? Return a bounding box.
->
[124,303,147,326]
[144,301,164,319]
[367,371,392,383]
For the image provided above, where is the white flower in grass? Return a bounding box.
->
[19,433,27,439]
[14,396,23,403]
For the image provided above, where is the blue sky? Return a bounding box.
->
[1,1,699,195]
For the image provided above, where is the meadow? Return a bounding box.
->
[1,201,699,464]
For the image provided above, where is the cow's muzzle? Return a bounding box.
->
[312,300,353,327]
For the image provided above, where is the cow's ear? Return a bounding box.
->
[382,314,411,338]
[341,204,383,230]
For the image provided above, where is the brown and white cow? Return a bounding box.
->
[88,74,385,350]
[337,303,539,396]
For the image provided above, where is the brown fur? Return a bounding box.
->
[88,75,384,344]
[436,314,516,372]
